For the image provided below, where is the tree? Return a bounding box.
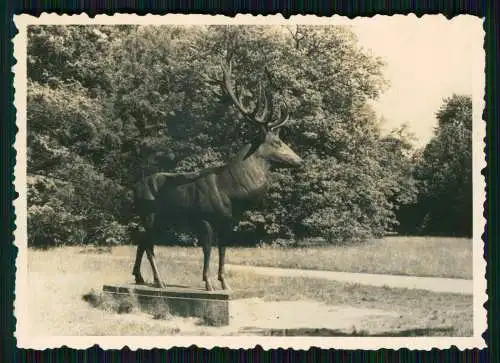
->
[412,94,473,236]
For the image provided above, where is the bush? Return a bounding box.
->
[88,220,129,246]
[28,203,86,248]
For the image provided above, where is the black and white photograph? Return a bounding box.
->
[13,14,486,349]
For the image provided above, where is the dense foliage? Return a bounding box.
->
[397,95,473,237]
[26,25,470,247]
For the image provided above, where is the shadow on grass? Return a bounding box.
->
[240,326,455,337]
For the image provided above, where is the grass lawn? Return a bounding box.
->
[224,236,473,279]
[24,246,473,336]
[108,236,472,279]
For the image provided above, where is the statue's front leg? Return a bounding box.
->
[198,221,215,291]
[218,231,231,290]
[203,244,214,291]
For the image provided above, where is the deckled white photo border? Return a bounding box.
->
[13,13,487,350]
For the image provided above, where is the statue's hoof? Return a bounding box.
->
[153,281,166,289]
[205,282,215,291]
[220,281,231,290]
[135,276,146,285]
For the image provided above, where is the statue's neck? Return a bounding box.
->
[231,151,269,178]
[222,146,270,199]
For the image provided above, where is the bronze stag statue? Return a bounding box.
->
[132,60,303,291]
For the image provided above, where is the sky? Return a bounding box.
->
[341,15,483,146]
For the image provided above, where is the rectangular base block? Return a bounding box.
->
[103,284,250,326]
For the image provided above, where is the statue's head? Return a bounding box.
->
[218,59,303,169]
[256,131,302,168]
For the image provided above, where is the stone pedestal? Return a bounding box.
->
[102,284,253,326]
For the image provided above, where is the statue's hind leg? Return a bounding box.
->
[132,223,147,284]
[145,215,166,288]
[146,243,165,288]
[133,213,164,287]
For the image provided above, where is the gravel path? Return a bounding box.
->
[226,264,473,295]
